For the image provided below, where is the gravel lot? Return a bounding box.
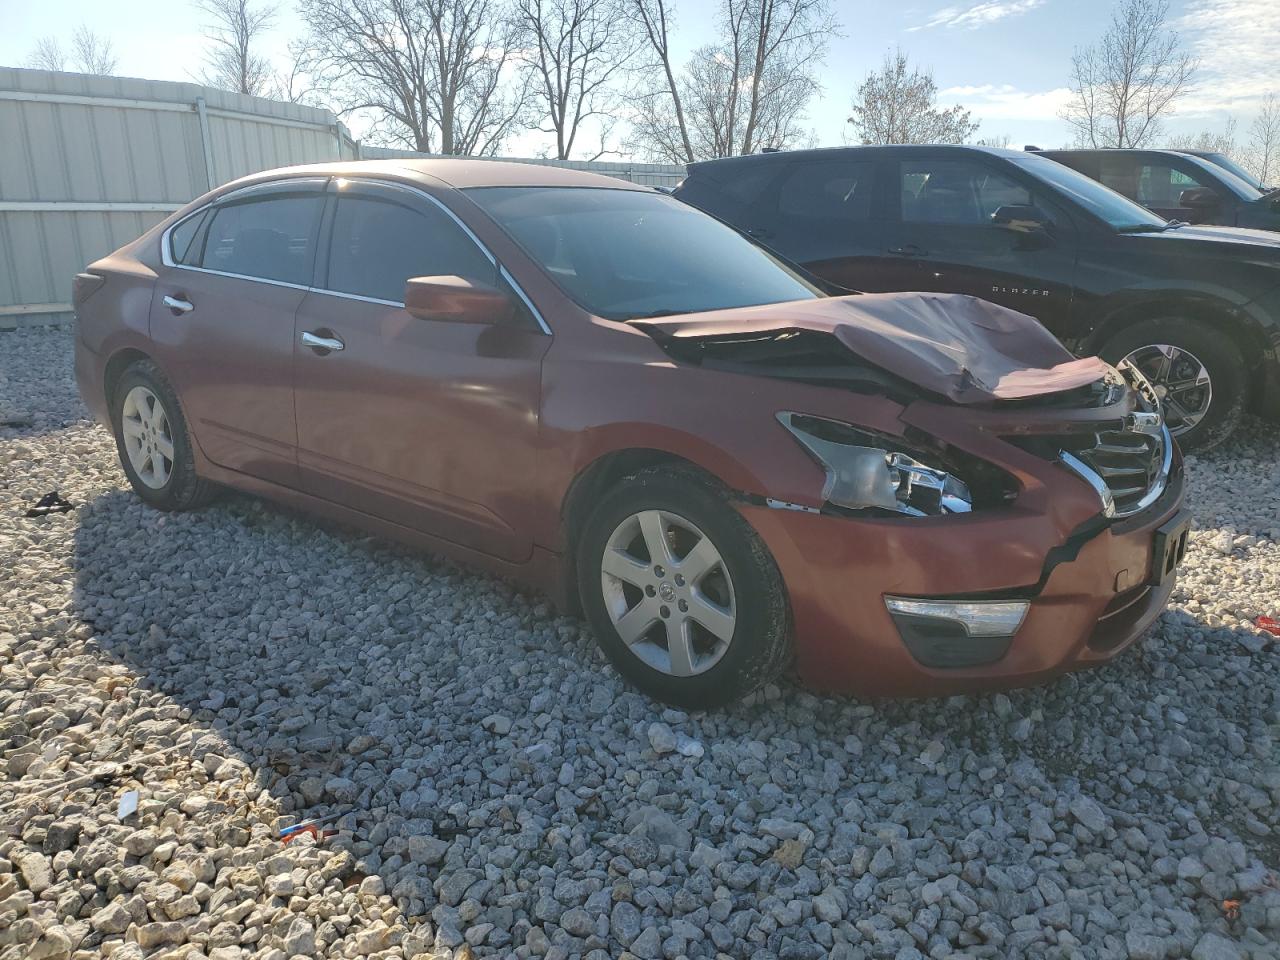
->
[3,325,1280,960]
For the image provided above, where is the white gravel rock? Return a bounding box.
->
[2,326,1279,959]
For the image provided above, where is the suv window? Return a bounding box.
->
[199,195,322,285]
[1100,157,1210,207]
[778,160,873,222]
[901,159,1033,224]
[326,195,495,303]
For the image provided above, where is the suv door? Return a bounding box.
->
[149,180,326,487]
[764,157,886,291]
[292,179,551,562]
[883,154,1077,331]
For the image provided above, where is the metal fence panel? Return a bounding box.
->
[0,66,684,328]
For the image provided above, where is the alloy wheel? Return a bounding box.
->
[599,509,737,677]
[120,385,175,489]
[1121,343,1212,436]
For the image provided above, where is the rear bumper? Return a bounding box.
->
[742,467,1185,697]
[74,335,109,427]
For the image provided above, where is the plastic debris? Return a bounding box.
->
[1255,616,1280,637]
[279,811,347,845]
[117,790,139,819]
[26,491,74,517]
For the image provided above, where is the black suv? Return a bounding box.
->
[1035,148,1280,231]
[674,145,1280,448]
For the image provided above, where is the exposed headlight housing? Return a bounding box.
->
[778,412,996,517]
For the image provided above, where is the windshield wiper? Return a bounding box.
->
[622,308,692,320]
[1116,223,1172,233]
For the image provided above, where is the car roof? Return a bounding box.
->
[218,158,651,194]
[687,144,1026,173]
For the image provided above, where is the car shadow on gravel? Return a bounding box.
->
[65,482,1280,947]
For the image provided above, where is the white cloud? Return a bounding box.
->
[938,83,1072,121]
[909,0,1046,31]
[1176,0,1280,116]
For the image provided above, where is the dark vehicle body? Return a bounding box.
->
[76,160,1186,707]
[674,144,1280,448]
[1037,148,1280,230]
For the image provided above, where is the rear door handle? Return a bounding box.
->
[301,331,344,353]
[888,244,926,257]
[162,295,194,314]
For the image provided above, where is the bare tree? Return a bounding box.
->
[513,0,639,160]
[299,0,528,155]
[71,26,117,75]
[1062,0,1197,148]
[27,28,117,75]
[628,0,834,162]
[26,37,68,72]
[197,0,279,97]
[1165,115,1238,157]
[626,0,694,162]
[1248,93,1280,186]
[848,51,979,145]
[976,133,1012,149]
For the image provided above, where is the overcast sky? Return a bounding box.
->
[2,0,1276,157]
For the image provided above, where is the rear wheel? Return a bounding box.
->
[576,466,790,709]
[1098,317,1245,451]
[111,359,217,511]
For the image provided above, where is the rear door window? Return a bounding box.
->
[900,159,1034,224]
[324,194,496,304]
[778,160,874,223]
[199,195,323,285]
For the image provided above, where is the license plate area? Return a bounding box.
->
[1150,510,1191,586]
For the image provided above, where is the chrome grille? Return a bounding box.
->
[1057,424,1170,517]
[1008,367,1173,518]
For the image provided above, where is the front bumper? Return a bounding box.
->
[741,465,1185,697]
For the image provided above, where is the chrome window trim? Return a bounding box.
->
[159,175,552,336]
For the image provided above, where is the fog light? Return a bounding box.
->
[885,597,1029,636]
[885,597,1030,668]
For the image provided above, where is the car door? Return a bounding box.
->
[149,180,326,487]
[882,154,1077,332]
[292,179,551,562]
[763,157,887,292]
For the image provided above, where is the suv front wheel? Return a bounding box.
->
[1099,317,1245,451]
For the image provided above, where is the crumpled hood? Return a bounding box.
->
[633,292,1110,405]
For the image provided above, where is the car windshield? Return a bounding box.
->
[466,186,821,320]
[1196,152,1267,193]
[1014,155,1171,231]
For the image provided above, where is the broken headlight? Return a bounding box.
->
[778,412,980,517]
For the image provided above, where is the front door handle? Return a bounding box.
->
[888,244,926,257]
[301,331,344,353]
[162,295,194,314]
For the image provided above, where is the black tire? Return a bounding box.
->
[576,465,790,710]
[1098,317,1246,451]
[111,359,218,511]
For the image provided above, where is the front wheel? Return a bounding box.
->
[1098,318,1245,451]
[576,466,790,710]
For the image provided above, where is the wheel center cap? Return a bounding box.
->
[658,581,676,602]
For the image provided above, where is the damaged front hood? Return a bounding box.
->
[633,292,1110,405]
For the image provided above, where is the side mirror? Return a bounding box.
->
[991,204,1051,233]
[404,276,515,325]
[1178,186,1220,209]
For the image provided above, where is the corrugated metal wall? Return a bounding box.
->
[0,67,357,328]
[360,145,687,189]
[0,66,687,329]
